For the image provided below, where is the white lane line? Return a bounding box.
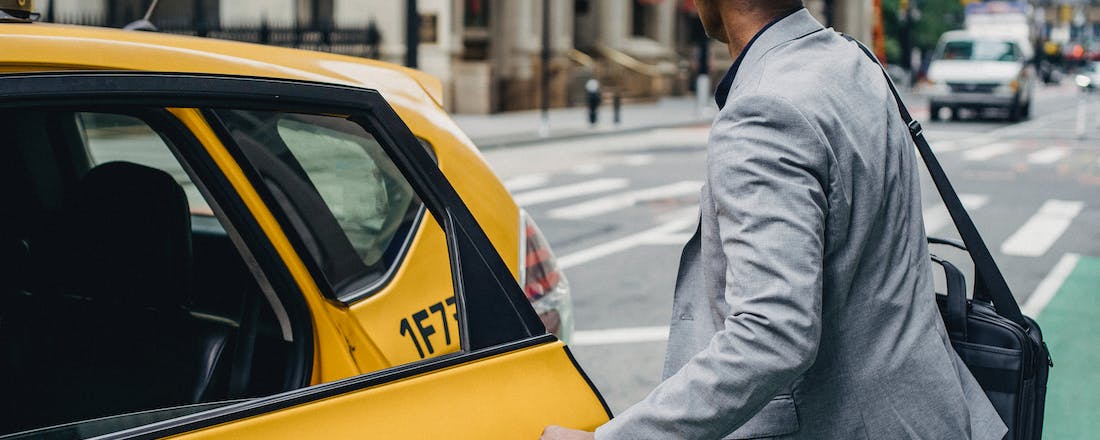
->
[923,194,990,235]
[1001,200,1085,257]
[572,326,670,346]
[963,142,1016,161]
[1027,147,1069,165]
[623,154,655,166]
[571,163,605,175]
[558,208,697,270]
[1022,253,1081,317]
[548,181,703,220]
[512,178,629,206]
[644,233,695,245]
[931,140,963,153]
[504,174,550,192]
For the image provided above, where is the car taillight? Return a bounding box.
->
[518,210,573,343]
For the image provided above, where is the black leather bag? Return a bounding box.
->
[845,35,1053,440]
[929,242,1051,440]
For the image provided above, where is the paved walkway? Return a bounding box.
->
[451,96,713,149]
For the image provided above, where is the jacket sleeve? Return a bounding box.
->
[596,94,830,439]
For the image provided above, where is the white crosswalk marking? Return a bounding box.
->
[930,140,963,153]
[643,233,695,245]
[512,178,629,206]
[548,181,703,220]
[572,326,670,346]
[963,142,1016,161]
[922,194,990,235]
[571,163,605,175]
[1027,147,1069,165]
[558,208,697,270]
[623,154,655,166]
[503,174,550,192]
[1001,200,1085,257]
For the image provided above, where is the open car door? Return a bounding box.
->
[0,72,610,439]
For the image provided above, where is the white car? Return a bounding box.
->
[925,30,1036,121]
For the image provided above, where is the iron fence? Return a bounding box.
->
[49,15,383,59]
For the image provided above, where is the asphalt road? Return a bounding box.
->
[483,82,1100,428]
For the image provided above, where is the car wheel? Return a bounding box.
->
[950,107,962,121]
[1008,102,1022,122]
[930,104,942,121]
[1022,100,1032,119]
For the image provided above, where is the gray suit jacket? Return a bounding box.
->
[596,10,1007,440]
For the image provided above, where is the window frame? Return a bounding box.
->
[202,109,427,305]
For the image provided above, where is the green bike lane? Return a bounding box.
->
[1037,254,1100,439]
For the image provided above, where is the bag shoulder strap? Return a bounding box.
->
[840,34,1029,329]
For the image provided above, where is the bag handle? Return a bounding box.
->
[930,254,969,340]
[841,34,1029,329]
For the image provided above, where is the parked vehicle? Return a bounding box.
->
[0,2,604,438]
[924,30,1037,121]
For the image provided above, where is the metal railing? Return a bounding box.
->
[46,15,383,59]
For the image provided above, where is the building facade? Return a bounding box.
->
[44,0,875,114]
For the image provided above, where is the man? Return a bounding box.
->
[543,1,1006,439]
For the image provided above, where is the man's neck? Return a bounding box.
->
[721,6,799,59]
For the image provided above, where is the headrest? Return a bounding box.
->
[71,162,192,308]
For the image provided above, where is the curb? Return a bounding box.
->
[470,118,713,151]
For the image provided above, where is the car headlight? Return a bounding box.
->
[1077,74,1092,88]
[923,79,946,94]
[994,79,1019,95]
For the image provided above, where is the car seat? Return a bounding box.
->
[0,162,235,433]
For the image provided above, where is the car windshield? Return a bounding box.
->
[940,40,1019,62]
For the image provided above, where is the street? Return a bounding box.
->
[483,82,1100,435]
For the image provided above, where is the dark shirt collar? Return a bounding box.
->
[714,7,804,109]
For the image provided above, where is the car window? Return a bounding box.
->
[1,108,301,437]
[940,40,1019,62]
[214,110,423,300]
[80,112,213,215]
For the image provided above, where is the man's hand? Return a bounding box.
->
[540,425,595,440]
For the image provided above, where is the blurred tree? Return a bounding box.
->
[881,0,965,65]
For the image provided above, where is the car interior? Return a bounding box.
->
[0,109,308,436]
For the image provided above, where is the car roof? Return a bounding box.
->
[0,22,445,110]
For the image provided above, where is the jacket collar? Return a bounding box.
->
[718,8,825,104]
[714,7,803,109]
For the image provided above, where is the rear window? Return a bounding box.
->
[214,110,423,299]
[939,39,1019,62]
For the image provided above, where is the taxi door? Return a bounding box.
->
[0,72,610,439]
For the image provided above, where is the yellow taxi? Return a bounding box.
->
[0,1,608,438]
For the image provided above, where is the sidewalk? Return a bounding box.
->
[451,88,931,150]
[451,96,713,150]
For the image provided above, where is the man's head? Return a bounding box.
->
[695,0,803,44]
